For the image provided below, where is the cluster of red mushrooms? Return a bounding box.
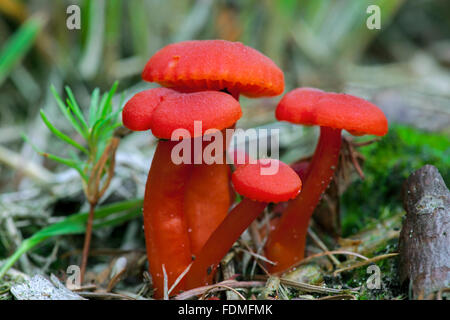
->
[122,40,388,298]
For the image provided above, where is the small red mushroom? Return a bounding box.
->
[142,40,284,255]
[184,159,302,289]
[122,88,241,298]
[265,88,388,273]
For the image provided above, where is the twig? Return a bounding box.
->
[253,275,358,295]
[106,257,127,293]
[307,228,341,266]
[249,221,263,250]
[273,250,369,276]
[345,139,365,180]
[318,294,357,300]
[333,253,399,276]
[221,253,240,300]
[80,137,119,283]
[279,278,358,295]
[168,263,193,296]
[70,284,97,292]
[0,144,55,183]
[200,284,246,300]
[162,264,169,300]
[96,137,119,200]
[239,241,271,276]
[4,217,33,274]
[235,247,276,266]
[173,280,265,300]
[77,291,136,300]
[41,241,59,273]
[80,202,97,283]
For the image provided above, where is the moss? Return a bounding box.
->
[341,124,449,236]
[341,239,406,300]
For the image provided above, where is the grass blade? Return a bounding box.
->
[0,15,44,86]
[98,81,119,119]
[40,110,89,154]
[50,85,89,140]
[65,86,89,131]
[88,88,100,127]
[78,0,105,79]
[0,200,143,279]
[22,134,88,181]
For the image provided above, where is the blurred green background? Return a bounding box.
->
[0,0,449,265]
[1,0,449,127]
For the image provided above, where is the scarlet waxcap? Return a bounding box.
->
[276,88,388,136]
[150,90,242,139]
[231,159,302,203]
[142,40,284,98]
[122,88,175,131]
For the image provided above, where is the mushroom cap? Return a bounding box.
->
[122,88,175,131]
[151,90,241,139]
[122,88,242,139]
[142,40,284,98]
[231,159,302,203]
[276,88,388,136]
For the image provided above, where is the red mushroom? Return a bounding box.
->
[185,159,302,289]
[265,88,388,273]
[142,40,284,98]
[142,40,284,255]
[122,88,241,298]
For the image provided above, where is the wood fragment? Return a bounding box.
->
[399,165,450,299]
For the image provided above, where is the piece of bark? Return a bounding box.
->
[399,165,450,299]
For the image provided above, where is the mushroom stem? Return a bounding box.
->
[184,162,231,255]
[143,140,193,298]
[265,126,342,273]
[185,198,267,289]
[184,121,237,255]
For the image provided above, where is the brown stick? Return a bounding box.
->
[79,137,119,283]
[80,201,97,283]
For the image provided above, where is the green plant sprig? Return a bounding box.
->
[26,81,121,187]
[22,81,124,282]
